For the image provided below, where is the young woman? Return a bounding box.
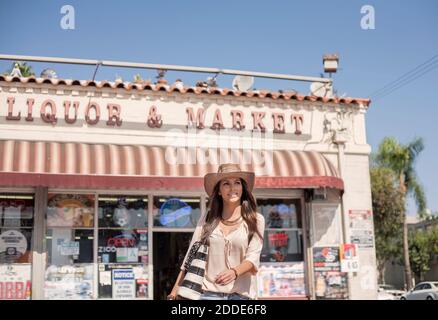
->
[168,163,265,300]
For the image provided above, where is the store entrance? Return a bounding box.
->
[153,232,192,300]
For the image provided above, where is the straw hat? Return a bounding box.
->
[204,163,255,197]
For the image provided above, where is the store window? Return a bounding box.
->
[0,194,34,300]
[153,196,201,228]
[257,198,303,262]
[44,194,95,300]
[256,198,306,299]
[97,196,149,299]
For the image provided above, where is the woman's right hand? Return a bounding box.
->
[167,287,178,300]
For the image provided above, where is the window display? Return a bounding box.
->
[261,230,303,262]
[46,229,94,265]
[98,229,148,264]
[258,198,302,229]
[0,194,34,301]
[45,194,95,300]
[98,195,149,299]
[0,194,34,264]
[98,196,147,229]
[258,198,303,263]
[153,197,201,228]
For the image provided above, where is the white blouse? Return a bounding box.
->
[181,213,265,299]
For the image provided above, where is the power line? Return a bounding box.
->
[372,61,438,101]
[368,54,438,100]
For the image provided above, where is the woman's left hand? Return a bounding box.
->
[214,269,237,285]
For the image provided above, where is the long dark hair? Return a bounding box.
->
[200,179,262,244]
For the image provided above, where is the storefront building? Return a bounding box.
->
[0,74,377,300]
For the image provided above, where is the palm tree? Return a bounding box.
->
[376,137,426,290]
[2,61,35,77]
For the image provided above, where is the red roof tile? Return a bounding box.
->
[0,75,370,107]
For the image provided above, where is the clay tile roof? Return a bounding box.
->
[0,76,371,107]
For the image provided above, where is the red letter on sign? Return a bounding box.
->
[186,107,205,129]
[210,109,225,130]
[85,102,100,125]
[251,112,266,132]
[6,97,20,120]
[40,99,57,124]
[26,98,34,122]
[15,282,24,299]
[231,110,245,131]
[64,101,79,124]
[147,105,163,128]
[291,114,304,135]
[5,282,14,299]
[106,103,123,126]
[272,113,285,133]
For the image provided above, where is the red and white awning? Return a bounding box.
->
[0,140,343,191]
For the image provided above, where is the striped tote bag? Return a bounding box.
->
[177,240,209,300]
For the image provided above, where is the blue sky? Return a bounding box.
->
[0,0,437,215]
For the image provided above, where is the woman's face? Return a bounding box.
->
[218,177,243,204]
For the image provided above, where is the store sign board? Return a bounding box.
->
[112,269,136,299]
[0,264,31,300]
[1,95,307,137]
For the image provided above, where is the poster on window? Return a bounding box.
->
[257,263,306,298]
[0,229,29,263]
[60,241,80,256]
[0,197,34,228]
[44,264,93,300]
[0,264,32,300]
[98,264,149,299]
[112,269,136,299]
[47,194,94,227]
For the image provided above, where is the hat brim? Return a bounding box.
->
[204,171,255,197]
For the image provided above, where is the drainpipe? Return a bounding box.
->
[334,135,353,299]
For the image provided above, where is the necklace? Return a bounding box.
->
[221,216,243,226]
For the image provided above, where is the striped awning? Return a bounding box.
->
[0,140,343,191]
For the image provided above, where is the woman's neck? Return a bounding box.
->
[222,202,241,220]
